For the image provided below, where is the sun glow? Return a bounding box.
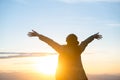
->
[33,55,58,75]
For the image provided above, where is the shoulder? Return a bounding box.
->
[61,45,67,47]
[79,41,87,46]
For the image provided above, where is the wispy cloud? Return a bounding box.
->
[106,23,120,27]
[11,0,28,5]
[0,52,55,59]
[56,0,120,3]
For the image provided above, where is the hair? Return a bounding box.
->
[66,34,79,45]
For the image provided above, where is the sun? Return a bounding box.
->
[33,55,58,75]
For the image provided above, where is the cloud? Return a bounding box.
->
[106,23,120,27]
[56,0,120,3]
[11,0,28,5]
[0,52,55,59]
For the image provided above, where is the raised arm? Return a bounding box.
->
[79,32,102,52]
[28,30,62,53]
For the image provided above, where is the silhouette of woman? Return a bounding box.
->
[28,30,102,80]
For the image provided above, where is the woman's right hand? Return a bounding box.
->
[93,32,102,40]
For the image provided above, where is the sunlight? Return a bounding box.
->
[33,55,58,75]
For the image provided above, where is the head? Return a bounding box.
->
[66,34,79,46]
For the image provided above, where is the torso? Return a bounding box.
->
[56,45,88,80]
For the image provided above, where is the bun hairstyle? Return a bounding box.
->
[66,34,79,45]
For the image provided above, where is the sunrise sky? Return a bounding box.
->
[0,0,120,75]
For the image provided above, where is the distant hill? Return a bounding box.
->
[0,72,120,80]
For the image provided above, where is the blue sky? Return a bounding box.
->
[0,0,120,74]
[1,0,120,52]
[0,0,120,53]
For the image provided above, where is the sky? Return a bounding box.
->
[0,0,120,74]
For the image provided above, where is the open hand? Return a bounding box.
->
[28,30,39,37]
[93,32,102,40]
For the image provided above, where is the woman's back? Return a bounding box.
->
[56,45,88,80]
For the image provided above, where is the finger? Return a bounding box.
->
[28,32,32,34]
[28,32,33,36]
[27,33,32,37]
[32,30,36,33]
[98,35,102,39]
[96,32,99,35]
[94,32,99,36]
[100,35,103,39]
[28,32,32,33]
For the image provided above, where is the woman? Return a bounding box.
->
[28,30,102,80]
